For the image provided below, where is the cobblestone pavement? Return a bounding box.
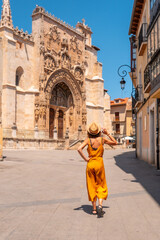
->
[0,149,160,240]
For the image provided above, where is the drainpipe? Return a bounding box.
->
[156,99,160,170]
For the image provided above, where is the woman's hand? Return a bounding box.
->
[85,157,90,162]
[102,128,110,136]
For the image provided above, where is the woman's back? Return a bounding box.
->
[87,137,104,158]
[89,137,103,150]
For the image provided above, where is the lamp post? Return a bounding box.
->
[117,64,137,157]
[117,64,133,91]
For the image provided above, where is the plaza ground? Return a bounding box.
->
[0,149,160,240]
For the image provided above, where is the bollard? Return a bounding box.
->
[53,126,57,140]
[12,123,17,138]
[78,125,82,140]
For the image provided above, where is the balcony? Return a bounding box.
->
[144,64,151,93]
[132,84,143,109]
[138,23,147,56]
[115,117,120,122]
[112,117,125,123]
[150,73,160,98]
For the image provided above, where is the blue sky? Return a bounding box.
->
[7,0,134,100]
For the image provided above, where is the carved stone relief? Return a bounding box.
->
[74,67,83,80]
[82,108,87,125]
[69,107,73,126]
[35,104,40,123]
[34,98,47,128]
[46,26,60,46]
[61,33,68,51]
[39,74,47,92]
[40,40,45,55]
[61,53,71,69]
[70,36,78,52]
[44,55,56,73]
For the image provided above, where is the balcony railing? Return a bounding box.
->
[135,84,143,101]
[138,23,147,54]
[132,84,143,110]
[144,64,151,92]
[150,73,160,96]
[115,117,120,121]
[115,131,120,134]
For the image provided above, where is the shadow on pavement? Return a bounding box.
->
[74,205,109,215]
[114,150,160,205]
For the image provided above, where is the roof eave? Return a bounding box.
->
[128,0,145,35]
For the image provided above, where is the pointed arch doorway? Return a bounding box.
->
[49,82,74,139]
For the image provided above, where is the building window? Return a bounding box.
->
[16,74,19,86]
[115,112,119,121]
[116,124,120,134]
[130,35,136,71]
[15,67,24,87]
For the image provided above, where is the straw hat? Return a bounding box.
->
[87,122,101,135]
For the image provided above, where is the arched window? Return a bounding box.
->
[15,67,24,87]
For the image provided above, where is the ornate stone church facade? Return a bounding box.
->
[0,1,112,149]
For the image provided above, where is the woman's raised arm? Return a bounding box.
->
[102,128,117,145]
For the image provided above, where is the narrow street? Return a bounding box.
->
[0,149,160,240]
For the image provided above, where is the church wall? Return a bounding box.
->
[32,16,43,89]
[86,77,105,126]
[0,36,3,92]
[1,30,35,130]
[24,93,35,130]
[1,34,16,128]
[16,91,25,129]
[86,106,104,127]
[104,92,112,132]
[2,85,16,128]
[85,79,104,106]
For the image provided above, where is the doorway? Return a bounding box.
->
[58,110,63,139]
[49,108,55,138]
[150,109,155,164]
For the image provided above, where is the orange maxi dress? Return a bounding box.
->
[86,138,108,202]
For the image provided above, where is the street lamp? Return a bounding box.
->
[117,64,137,157]
[117,64,133,92]
[120,77,126,90]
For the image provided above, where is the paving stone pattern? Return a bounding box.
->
[0,149,160,240]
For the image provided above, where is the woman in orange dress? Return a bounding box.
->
[78,122,117,217]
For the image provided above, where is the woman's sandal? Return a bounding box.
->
[92,209,97,215]
[97,205,103,218]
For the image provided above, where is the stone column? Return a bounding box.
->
[12,123,17,138]
[63,111,66,138]
[65,128,69,149]
[55,108,59,134]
